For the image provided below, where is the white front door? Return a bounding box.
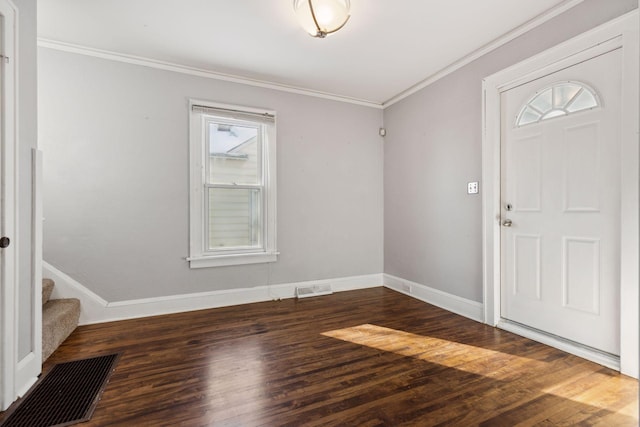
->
[500,48,622,355]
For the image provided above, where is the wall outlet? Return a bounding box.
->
[467,182,479,194]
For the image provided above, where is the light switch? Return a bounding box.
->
[467,182,479,194]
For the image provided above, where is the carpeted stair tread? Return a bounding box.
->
[42,298,80,361]
[42,278,55,306]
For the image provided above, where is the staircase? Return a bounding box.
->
[42,278,81,361]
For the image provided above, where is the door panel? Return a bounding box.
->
[500,48,622,355]
[563,237,600,314]
[513,234,541,301]
[563,122,600,211]
[513,133,542,211]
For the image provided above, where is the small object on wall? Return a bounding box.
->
[379,128,386,137]
[467,182,479,194]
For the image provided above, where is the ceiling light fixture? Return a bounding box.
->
[293,0,351,38]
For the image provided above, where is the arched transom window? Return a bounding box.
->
[515,81,600,127]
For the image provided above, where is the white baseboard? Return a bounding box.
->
[43,262,483,326]
[15,354,38,399]
[383,274,484,322]
[43,262,383,325]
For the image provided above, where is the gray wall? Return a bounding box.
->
[14,0,37,359]
[383,0,638,302]
[38,49,384,301]
[40,0,636,305]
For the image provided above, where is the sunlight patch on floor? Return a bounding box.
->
[321,323,546,380]
[542,372,639,420]
[322,324,638,418]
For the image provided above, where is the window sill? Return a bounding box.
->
[188,252,278,269]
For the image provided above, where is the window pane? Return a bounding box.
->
[542,109,566,120]
[208,123,261,185]
[552,83,581,108]
[529,88,552,113]
[517,106,542,126]
[566,89,598,112]
[207,188,262,250]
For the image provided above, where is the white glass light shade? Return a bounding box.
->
[293,0,350,38]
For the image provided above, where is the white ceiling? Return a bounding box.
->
[38,0,580,105]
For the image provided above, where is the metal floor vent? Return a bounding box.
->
[296,284,333,298]
[0,353,120,427]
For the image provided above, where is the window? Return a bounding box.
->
[189,101,277,268]
[515,81,600,127]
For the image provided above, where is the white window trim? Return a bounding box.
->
[188,99,277,268]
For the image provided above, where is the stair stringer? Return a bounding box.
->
[43,262,108,325]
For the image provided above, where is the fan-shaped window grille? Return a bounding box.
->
[516,81,600,127]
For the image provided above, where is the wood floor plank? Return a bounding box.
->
[5,287,636,426]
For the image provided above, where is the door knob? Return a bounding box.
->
[502,219,513,227]
[0,236,10,248]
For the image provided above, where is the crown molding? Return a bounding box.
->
[37,38,384,110]
[382,0,585,108]
[38,0,586,111]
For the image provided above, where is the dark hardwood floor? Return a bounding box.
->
[24,288,640,425]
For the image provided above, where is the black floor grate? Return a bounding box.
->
[0,353,120,427]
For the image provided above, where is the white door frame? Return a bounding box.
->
[0,0,42,411]
[0,0,19,411]
[482,11,639,378]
